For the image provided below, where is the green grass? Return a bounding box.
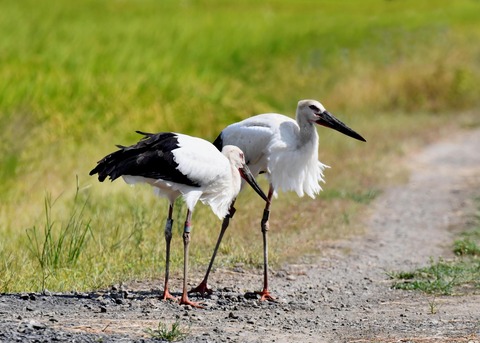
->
[391,198,480,295]
[391,258,480,295]
[145,321,188,342]
[454,234,480,257]
[1,0,480,293]
[454,205,480,257]
[25,178,92,291]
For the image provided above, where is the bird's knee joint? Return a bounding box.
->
[183,232,191,244]
[183,221,192,243]
[261,222,269,233]
[261,209,270,232]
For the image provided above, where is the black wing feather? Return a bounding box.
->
[89,132,200,187]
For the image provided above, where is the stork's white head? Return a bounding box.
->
[296,99,366,142]
[297,99,327,124]
[222,145,246,170]
[222,145,269,203]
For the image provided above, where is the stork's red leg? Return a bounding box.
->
[179,210,203,308]
[162,204,176,301]
[256,184,276,302]
[190,204,236,296]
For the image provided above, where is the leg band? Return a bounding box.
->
[165,218,173,232]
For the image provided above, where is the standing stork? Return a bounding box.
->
[89,131,268,308]
[190,99,366,300]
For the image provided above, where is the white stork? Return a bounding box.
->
[190,99,366,300]
[89,131,268,308]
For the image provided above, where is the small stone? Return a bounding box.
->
[100,306,107,313]
[30,321,46,330]
[228,312,239,319]
[244,292,259,300]
[233,266,245,273]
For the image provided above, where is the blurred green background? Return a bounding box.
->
[1,0,479,292]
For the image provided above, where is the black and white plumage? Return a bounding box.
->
[190,99,366,300]
[90,131,268,308]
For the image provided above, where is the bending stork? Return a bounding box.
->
[90,131,268,308]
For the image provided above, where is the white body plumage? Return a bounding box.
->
[122,134,244,219]
[216,106,330,198]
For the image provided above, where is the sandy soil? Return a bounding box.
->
[1,128,479,343]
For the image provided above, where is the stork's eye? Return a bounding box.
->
[309,104,320,112]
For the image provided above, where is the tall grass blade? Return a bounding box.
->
[25,183,93,291]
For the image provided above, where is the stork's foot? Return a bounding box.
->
[179,295,204,309]
[162,289,177,301]
[189,280,213,297]
[255,289,276,302]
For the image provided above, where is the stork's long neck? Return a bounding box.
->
[203,158,241,220]
[296,113,319,148]
[230,164,242,196]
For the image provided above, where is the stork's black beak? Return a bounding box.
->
[316,111,366,142]
[239,164,269,203]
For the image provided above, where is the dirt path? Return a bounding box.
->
[1,128,479,342]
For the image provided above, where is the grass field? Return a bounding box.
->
[1,0,480,293]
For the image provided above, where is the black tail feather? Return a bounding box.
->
[89,131,153,182]
[135,130,154,137]
[89,131,198,187]
[89,148,128,182]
